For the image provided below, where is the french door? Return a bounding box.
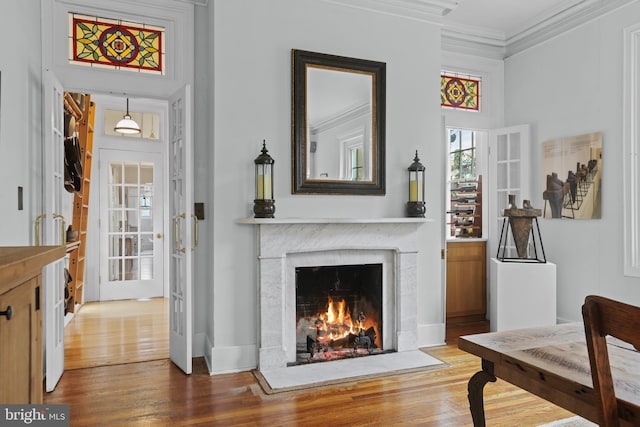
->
[488,124,531,260]
[41,71,66,392]
[99,150,164,301]
[169,85,194,374]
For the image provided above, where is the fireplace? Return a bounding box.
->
[238,218,426,372]
[295,263,385,364]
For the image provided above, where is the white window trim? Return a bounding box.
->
[338,127,366,180]
[623,23,640,277]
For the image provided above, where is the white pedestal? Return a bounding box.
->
[490,258,557,332]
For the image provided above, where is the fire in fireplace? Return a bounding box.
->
[294,263,385,364]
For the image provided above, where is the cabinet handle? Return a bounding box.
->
[0,306,12,320]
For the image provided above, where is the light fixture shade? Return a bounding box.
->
[114,115,141,134]
[114,98,141,134]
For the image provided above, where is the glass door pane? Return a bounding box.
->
[107,161,155,281]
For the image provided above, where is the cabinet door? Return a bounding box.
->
[0,277,41,403]
[446,241,487,319]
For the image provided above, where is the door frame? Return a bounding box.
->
[41,0,196,384]
[88,94,170,303]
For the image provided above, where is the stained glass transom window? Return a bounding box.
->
[69,13,165,75]
[441,73,480,111]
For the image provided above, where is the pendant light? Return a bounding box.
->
[114,98,141,134]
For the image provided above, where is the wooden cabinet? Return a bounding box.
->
[0,246,65,403]
[446,240,486,321]
[448,175,482,238]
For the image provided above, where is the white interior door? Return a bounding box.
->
[169,85,194,374]
[488,124,531,260]
[99,149,164,301]
[42,71,66,392]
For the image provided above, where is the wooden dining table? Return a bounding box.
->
[458,323,640,426]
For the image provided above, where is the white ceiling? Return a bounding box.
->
[443,0,585,40]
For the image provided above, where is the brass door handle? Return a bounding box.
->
[35,214,46,246]
[191,214,199,251]
[52,213,66,245]
[173,213,186,253]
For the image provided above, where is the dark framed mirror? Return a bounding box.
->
[292,49,386,195]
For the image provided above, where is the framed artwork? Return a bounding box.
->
[541,132,602,219]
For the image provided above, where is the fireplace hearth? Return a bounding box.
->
[295,264,386,364]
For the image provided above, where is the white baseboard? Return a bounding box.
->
[417,322,446,347]
[206,342,257,375]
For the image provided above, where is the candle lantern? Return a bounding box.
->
[254,140,275,218]
[406,150,426,218]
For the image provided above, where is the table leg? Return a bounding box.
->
[468,359,497,427]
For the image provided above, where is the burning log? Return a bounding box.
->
[307,335,328,356]
[354,326,377,352]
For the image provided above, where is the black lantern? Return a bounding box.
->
[406,150,426,217]
[254,140,275,218]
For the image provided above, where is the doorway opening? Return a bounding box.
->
[444,127,490,343]
[63,92,170,370]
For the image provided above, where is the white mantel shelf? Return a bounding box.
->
[237,217,434,225]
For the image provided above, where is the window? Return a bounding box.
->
[441,72,481,111]
[350,146,364,180]
[449,129,476,180]
[69,13,165,75]
[447,129,483,238]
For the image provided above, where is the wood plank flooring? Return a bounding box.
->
[63,298,168,370]
[46,306,576,426]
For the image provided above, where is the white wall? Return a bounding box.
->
[0,0,42,245]
[209,0,444,372]
[504,2,640,322]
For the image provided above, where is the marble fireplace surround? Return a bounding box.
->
[238,218,427,371]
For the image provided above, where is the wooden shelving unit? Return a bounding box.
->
[448,175,482,238]
[64,93,94,314]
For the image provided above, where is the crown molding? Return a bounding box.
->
[174,0,207,5]
[441,29,506,60]
[505,0,636,57]
[323,0,638,59]
[321,0,461,25]
[442,0,638,59]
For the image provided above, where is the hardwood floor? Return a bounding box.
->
[64,298,169,370]
[46,312,576,426]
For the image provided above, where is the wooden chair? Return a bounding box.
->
[582,295,640,426]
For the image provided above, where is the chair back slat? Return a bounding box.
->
[582,295,640,427]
